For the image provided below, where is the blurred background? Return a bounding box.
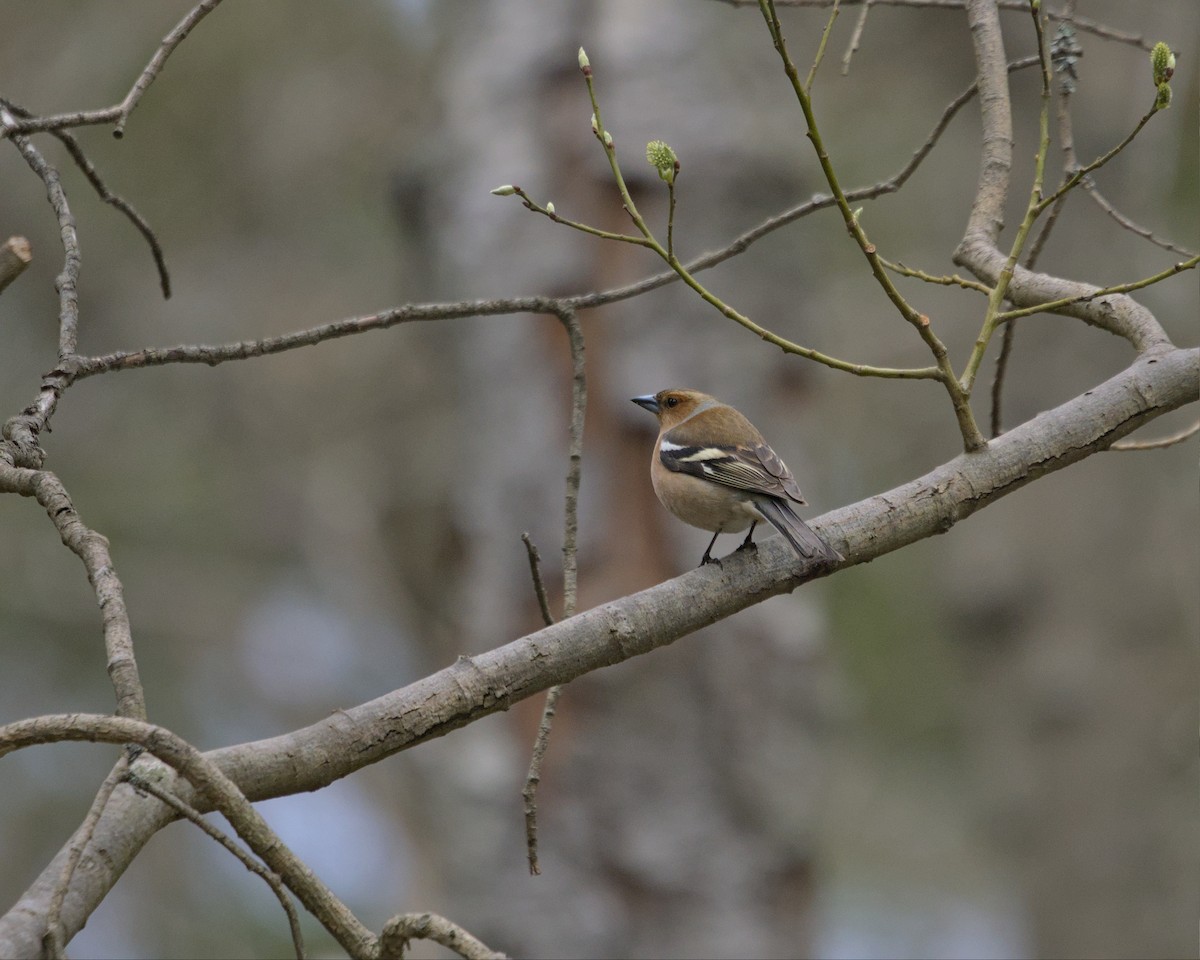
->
[1,2,1196,957]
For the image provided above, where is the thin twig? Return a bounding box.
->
[557,308,586,623]
[1036,97,1163,216]
[1,0,226,136]
[126,772,306,960]
[64,56,1037,389]
[1082,181,1197,259]
[0,99,171,297]
[522,684,562,876]
[0,466,146,720]
[880,257,991,294]
[1,109,80,360]
[841,0,872,75]
[995,256,1200,323]
[520,534,555,628]
[512,187,651,247]
[1110,419,1200,451]
[518,534,555,873]
[759,0,981,447]
[992,7,1076,437]
[53,129,171,296]
[114,0,227,137]
[42,760,129,959]
[71,297,572,379]
[805,0,841,90]
[522,306,587,876]
[666,179,677,260]
[961,1,1055,397]
[563,55,1037,315]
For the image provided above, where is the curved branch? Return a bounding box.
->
[4,344,1194,958]
[0,715,377,959]
[0,467,145,720]
[953,0,1173,355]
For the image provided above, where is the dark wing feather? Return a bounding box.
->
[659,441,806,504]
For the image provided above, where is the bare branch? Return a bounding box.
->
[380,913,507,960]
[70,297,571,378]
[992,5,1078,437]
[804,0,841,90]
[519,531,557,875]
[52,129,171,296]
[840,0,872,75]
[1,0,226,137]
[42,760,128,959]
[994,255,1200,324]
[1082,181,1198,259]
[1,111,80,360]
[1,99,171,296]
[126,773,306,960]
[759,0,981,447]
[520,534,555,629]
[1110,419,1200,451]
[0,467,146,720]
[0,714,377,959]
[522,305,587,875]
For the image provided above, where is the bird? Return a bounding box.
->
[632,388,842,567]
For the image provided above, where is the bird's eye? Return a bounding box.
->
[665,396,679,408]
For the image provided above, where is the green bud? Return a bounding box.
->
[545,201,556,215]
[1154,82,1172,110]
[645,139,680,185]
[578,47,592,75]
[602,131,613,148]
[591,113,599,136]
[1151,42,1175,85]
[490,184,517,196]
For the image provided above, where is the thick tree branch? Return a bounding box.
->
[3,344,1194,958]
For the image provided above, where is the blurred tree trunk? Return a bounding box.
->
[403,2,841,956]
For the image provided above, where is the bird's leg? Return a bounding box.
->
[699,529,723,567]
[736,522,758,553]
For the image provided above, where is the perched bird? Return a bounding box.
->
[632,388,842,567]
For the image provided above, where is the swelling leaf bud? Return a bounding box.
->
[1154,82,1172,110]
[578,47,592,75]
[545,201,556,215]
[490,184,517,196]
[1151,42,1175,85]
[645,140,680,185]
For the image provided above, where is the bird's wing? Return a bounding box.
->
[659,440,806,504]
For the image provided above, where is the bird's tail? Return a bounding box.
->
[755,497,843,564]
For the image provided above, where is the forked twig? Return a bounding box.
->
[126,771,306,959]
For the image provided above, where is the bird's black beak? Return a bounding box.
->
[631,394,660,415]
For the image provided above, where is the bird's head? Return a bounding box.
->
[631,388,716,429]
